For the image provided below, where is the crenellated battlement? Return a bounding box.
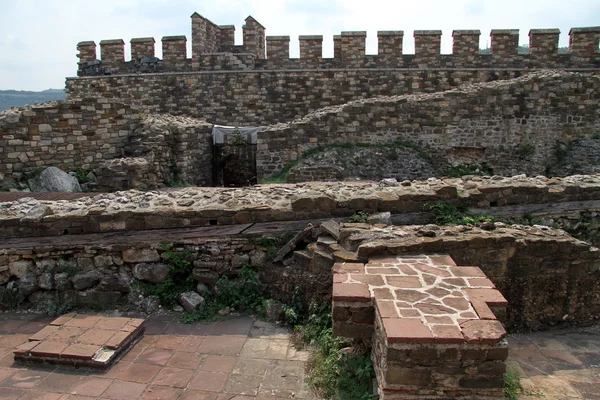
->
[74,12,600,76]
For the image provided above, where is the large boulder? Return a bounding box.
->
[28,167,82,193]
[133,263,171,283]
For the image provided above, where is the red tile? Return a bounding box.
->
[471,299,498,320]
[166,352,202,370]
[201,355,237,373]
[117,363,161,384]
[30,341,69,357]
[64,315,103,328]
[178,389,217,400]
[468,277,496,288]
[415,303,455,315]
[95,317,130,331]
[424,316,454,325]
[77,329,115,346]
[28,325,60,342]
[332,283,370,302]
[153,336,184,350]
[431,325,464,344]
[70,377,113,397]
[13,340,39,355]
[1,369,50,389]
[136,348,174,366]
[350,274,385,286]
[460,320,506,344]
[333,262,365,274]
[333,274,347,283]
[451,266,486,278]
[0,320,27,334]
[101,380,146,400]
[373,288,394,300]
[429,254,457,267]
[47,326,87,342]
[465,288,508,307]
[383,318,433,343]
[178,336,203,353]
[414,263,451,277]
[375,299,398,318]
[188,371,228,392]
[398,309,421,318]
[50,313,76,327]
[442,297,470,311]
[140,385,182,400]
[386,276,422,288]
[105,331,130,350]
[61,344,101,360]
[152,367,194,388]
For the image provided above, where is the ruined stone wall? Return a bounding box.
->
[0,101,214,190]
[0,99,142,186]
[1,174,600,238]
[345,224,600,330]
[258,71,600,178]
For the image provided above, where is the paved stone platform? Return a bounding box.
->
[0,313,314,399]
[332,254,510,398]
[13,314,144,369]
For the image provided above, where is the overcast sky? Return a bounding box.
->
[1,0,599,91]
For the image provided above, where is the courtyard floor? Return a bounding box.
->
[0,312,598,399]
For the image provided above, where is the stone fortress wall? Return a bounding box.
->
[66,15,600,126]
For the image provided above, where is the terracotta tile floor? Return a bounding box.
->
[1,312,599,399]
[0,313,315,399]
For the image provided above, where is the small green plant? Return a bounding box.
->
[58,265,79,278]
[296,303,376,400]
[181,266,266,323]
[504,370,532,400]
[251,232,296,260]
[424,201,494,226]
[444,163,493,178]
[0,287,23,310]
[517,140,535,158]
[347,211,370,223]
[38,294,74,317]
[282,285,304,326]
[74,168,91,184]
[261,139,430,184]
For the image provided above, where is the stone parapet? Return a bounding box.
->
[378,31,404,57]
[77,41,97,64]
[529,29,560,55]
[299,35,323,60]
[452,30,480,57]
[130,37,155,60]
[266,36,290,61]
[341,31,367,61]
[569,26,600,55]
[490,29,519,58]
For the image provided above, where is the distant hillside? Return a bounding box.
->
[0,89,66,111]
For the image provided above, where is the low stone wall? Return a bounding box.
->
[342,223,600,330]
[1,174,599,238]
[0,234,330,311]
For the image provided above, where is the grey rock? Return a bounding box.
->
[205,245,220,256]
[97,274,131,293]
[72,271,101,290]
[38,273,54,290]
[122,249,160,263]
[54,272,73,291]
[133,263,170,283]
[192,268,219,285]
[218,308,231,316]
[28,166,82,193]
[0,267,9,285]
[94,255,113,268]
[367,212,392,225]
[178,291,205,313]
[480,221,496,231]
[142,296,160,313]
[265,299,285,321]
[22,205,53,222]
[173,305,184,312]
[232,254,250,268]
[19,273,39,296]
[379,178,399,187]
[249,250,267,268]
[9,260,33,278]
[196,282,210,295]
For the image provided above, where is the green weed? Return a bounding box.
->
[347,211,370,223]
[424,201,493,225]
[0,287,23,310]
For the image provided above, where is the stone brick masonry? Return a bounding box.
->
[332,254,508,398]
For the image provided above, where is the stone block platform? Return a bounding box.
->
[13,313,145,369]
[332,254,509,399]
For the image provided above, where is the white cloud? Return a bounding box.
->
[0,0,598,90]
